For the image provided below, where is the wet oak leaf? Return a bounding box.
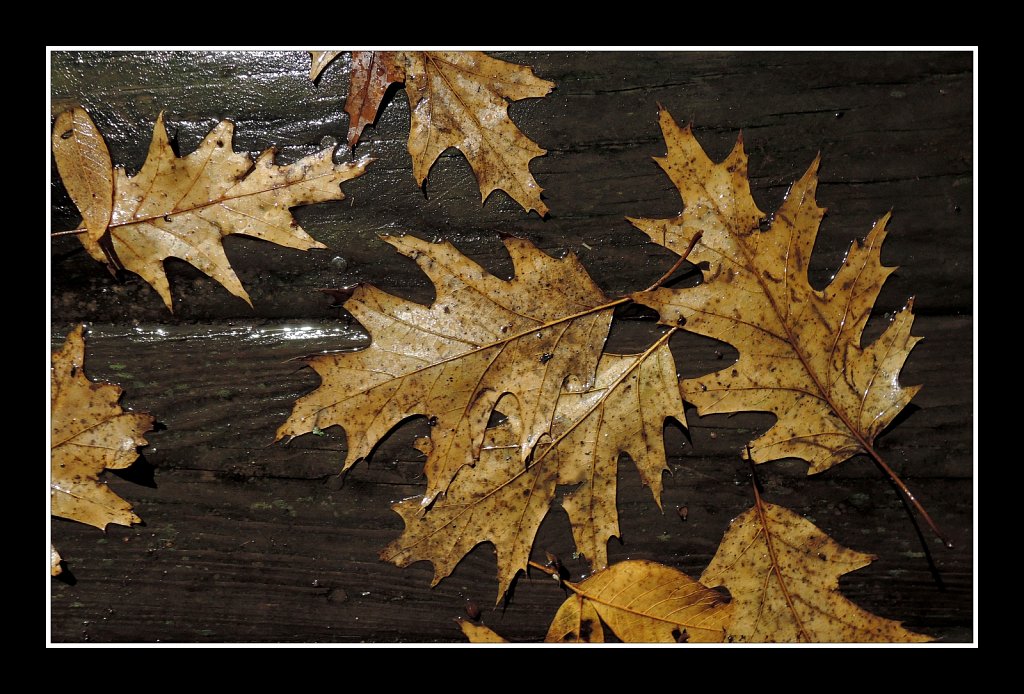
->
[310,51,553,216]
[378,335,684,600]
[51,107,113,244]
[277,235,613,505]
[51,325,154,532]
[55,109,371,310]
[631,108,921,474]
[701,501,930,642]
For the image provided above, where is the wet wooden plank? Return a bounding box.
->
[49,50,974,643]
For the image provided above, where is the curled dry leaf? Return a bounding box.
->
[51,326,154,533]
[629,109,939,537]
[701,499,930,642]
[54,109,371,310]
[51,107,113,244]
[309,50,553,216]
[460,560,732,643]
[279,235,685,598]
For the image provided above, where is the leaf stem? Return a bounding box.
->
[643,230,703,292]
[51,227,87,237]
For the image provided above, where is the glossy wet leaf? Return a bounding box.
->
[311,51,553,215]
[51,326,154,533]
[277,235,614,506]
[631,108,921,474]
[380,338,684,599]
[56,109,371,310]
[701,501,930,642]
[51,108,113,243]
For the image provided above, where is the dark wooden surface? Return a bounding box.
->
[49,51,974,643]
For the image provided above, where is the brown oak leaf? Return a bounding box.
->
[309,51,553,216]
[54,109,371,310]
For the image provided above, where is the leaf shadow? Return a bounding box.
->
[111,454,157,489]
[53,562,77,586]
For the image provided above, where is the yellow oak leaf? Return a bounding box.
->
[460,560,732,643]
[701,497,930,642]
[629,108,938,537]
[277,235,614,506]
[54,109,371,310]
[51,325,153,532]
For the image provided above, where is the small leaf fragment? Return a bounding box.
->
[457,619,508,643]
[309,50,342,81]
[51,545,63,576]
[344,51,404,148]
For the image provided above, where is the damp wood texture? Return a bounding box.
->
[50,51,974,643]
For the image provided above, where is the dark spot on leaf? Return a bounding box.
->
[427,416,438,426]
[579,619,593,641]
[61,129,73,140]
[676,316,687,327]
[70,366,77,378]
[164,215,173,222]
[216,140,224,147]
[539,352,553,364]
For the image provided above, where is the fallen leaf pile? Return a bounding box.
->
[280,107,931,611]
[52,107,371,310]
[51,54,943,644]
[50,325,154,574]
[309,51,553,216]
